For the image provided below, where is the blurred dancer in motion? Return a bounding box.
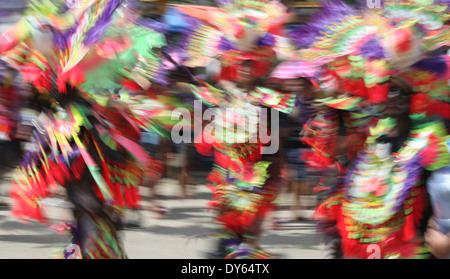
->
[280,77,316,221]
[163,70,198,199]
[0,0,170,258]
[0,65,22,167]
[170,0,296,258]
[133,78,192,219]
[267,60,321,226]
[0,62,22,206]
[192,58,294,259]
[290,0,450,259]
[139,128,167,219]
[132,83,167,222]
[316,78,449,259]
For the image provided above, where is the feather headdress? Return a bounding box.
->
[288,0,449,118]
[167,0,292,79]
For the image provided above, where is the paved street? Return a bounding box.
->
[0,170,328,259]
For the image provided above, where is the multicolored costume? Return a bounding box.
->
[1,0,170,258]
[315,114,450,258]
[171,0,295,258]
[288,0,450,258]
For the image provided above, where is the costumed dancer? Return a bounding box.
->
[170,0,296,258]
[120,82,193,218]
[269,60,320,222]
[0,60,23,206]
[288,0,450,258]
[0,61,22,171]
[0,0,169,258]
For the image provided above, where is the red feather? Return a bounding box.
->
[114,182,125,207]
[120,79,143,92]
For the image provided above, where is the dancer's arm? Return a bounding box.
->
[425,218,450,259]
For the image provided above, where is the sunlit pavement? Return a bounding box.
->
[0,170,328,259]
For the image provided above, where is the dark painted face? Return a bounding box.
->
[282,79,303,93]
[282,78,314,98]
[237,60,256,86]
[384,82,411,117]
